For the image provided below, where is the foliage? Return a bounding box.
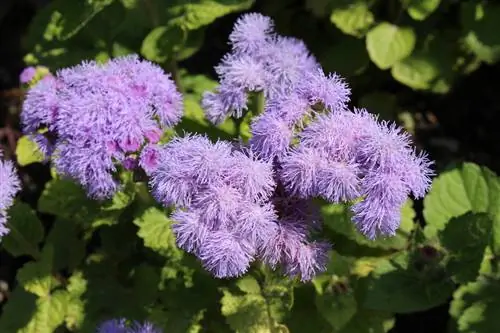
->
[1,0,500,332]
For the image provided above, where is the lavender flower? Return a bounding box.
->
[248,113,294,160]
[201,87,248,125]
[0,151,21,238]
[297,68,350,112]
[97,319,162,333]
[202,12,348,127]
[264,36,320,95]
[229,13,274,54]
[128,321,163,333]
[21,55,183,198]
[199,230,254,278]
[139,144,161,175]
[281,108,433,239]
[215,53,268,92]
[97,319,128,333]
[150,135,329,280]
[19,67,37,84]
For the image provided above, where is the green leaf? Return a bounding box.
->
[19,290,69,333]
[423,163,500,239]
[366,22,416,69]
[439,213,492,284]
[461,3,500,64]
[221,276,293,333]
[15,135,45,166]
[177,28,205,61]
[184,95,210,127]
[330,1,374,37]
[391,53,440,90]
[315,287,357,330]
[38,179,99,223]
[133,207,182,259]
[25,0,115,47]
[450,276,500,333]
[1,202,44,258]
[0,288,38,332]
[141,25,185,63]
[363,252,455,313]
[181,73,218,95]
[45,219,85,271]
[17,245,60,297]
[392,32,457,92]
[168,0,254,31]
[338,309,395,333]
[65,271,87,331]
[404,0,441,21]
[322,200,415,250]
[221,289,275,333]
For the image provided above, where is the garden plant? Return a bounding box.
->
[0,1,500,333]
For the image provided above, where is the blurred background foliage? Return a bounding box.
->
[1,0,500,333]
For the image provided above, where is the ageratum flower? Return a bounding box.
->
[228,12,274,54]
[202,13,349,127]
[149,135,274,276]
[0,150,21,238]
[19,67,36,84]
[202,13,350,162]
[150,135,328,280]
[282,109,433,239]
[21,55,183,199]
[97,319,162,333]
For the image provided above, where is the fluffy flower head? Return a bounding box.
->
[21,55,183,198]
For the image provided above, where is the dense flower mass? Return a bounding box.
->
[97,319,162,333]
[202,13,350,127]
[160,12,435,280]
[283,109,433,239]
[0,149,21,238]
[21,55,182,198]
[16,12,433,283]
[149,135,329,280]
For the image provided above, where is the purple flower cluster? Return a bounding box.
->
[149,135,329,281]
[0,149,21,238]
[186,11,432,279]
[21,55,182,198]
[201,13,350,127]
[97,319,162,333]
[282,109,433,239]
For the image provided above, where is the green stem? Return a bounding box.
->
[255,91,265,115]
[167,60,184,94]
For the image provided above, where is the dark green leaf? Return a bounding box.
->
[45,219,85,271]
[439,213,492,283]
[363,252,454,313]
[2,202,44,258]
[461,3,500,64]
